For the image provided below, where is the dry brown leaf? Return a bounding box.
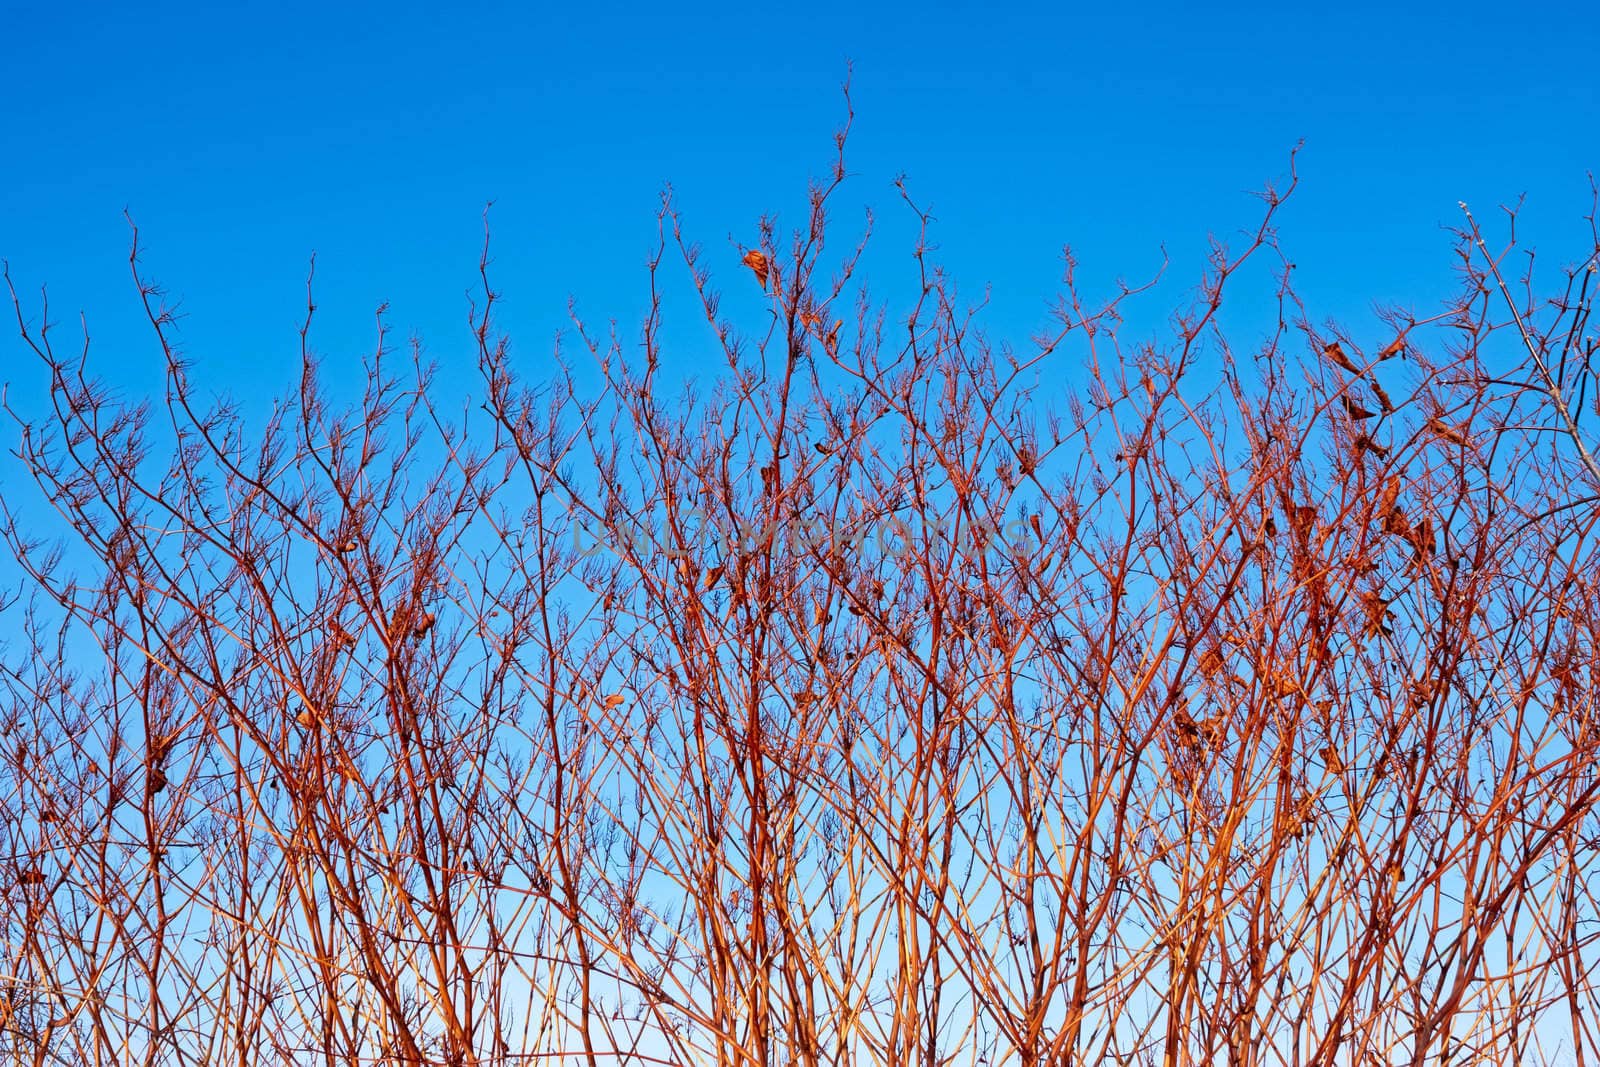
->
[1383,507,1414,539]
[1369,380,1394,413]
[1360,590,1393,638]
[1354,434,1389,459]
[1408,516,1435,561]
[1342,395,1377,420]
[1322,341,1361,374]
[1378,475,1401,518]
[742,250,770,291]
[1427,418,1472,448]
[328,620,357,648]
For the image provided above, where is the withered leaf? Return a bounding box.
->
[1378,475,1402,518]
[742,250,770,291]
[1341,395,1377,420]
[1427,418,1472,448]
[1354,434,1389,459]
[1322,341,1361,374]
[1369,380,1394,413]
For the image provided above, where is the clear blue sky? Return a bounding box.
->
[2,0,1596,411]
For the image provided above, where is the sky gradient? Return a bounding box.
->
[0,7,1597,1059]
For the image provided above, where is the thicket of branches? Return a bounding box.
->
[4,110,1600,1066]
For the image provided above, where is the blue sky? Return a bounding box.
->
[2,0,1596,414]
[0,8,1594,1055]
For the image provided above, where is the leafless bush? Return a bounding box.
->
[4,103,1600,1066]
